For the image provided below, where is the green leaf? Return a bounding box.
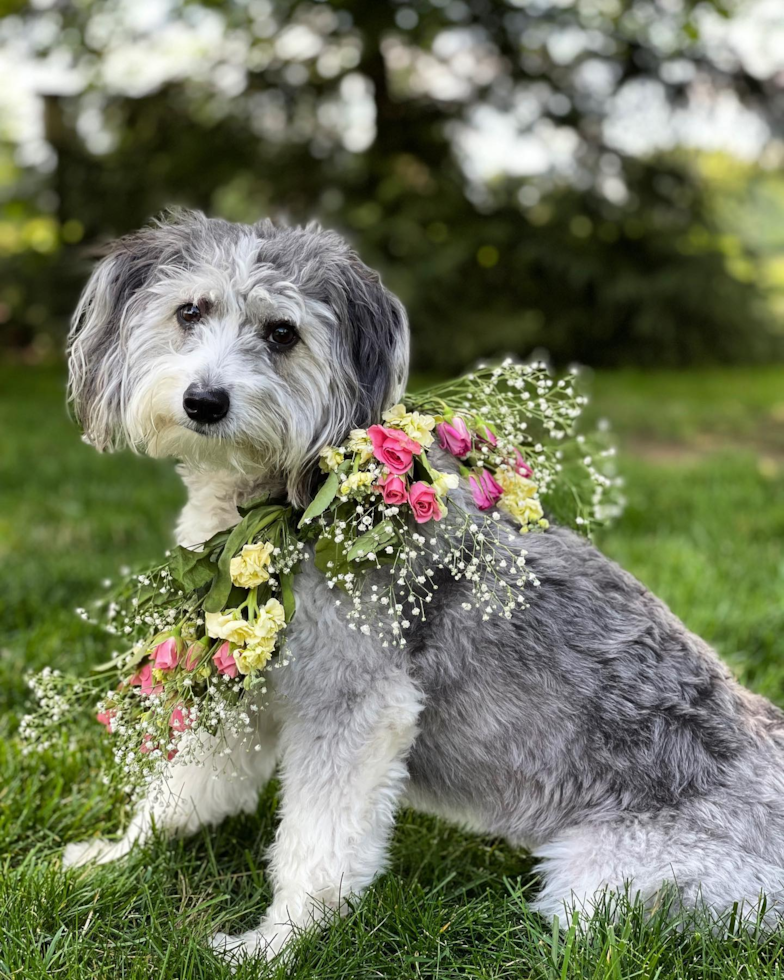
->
[345,520,398,563]
[279,571,296,623]
[182,558,217,590]
[313,532,350,580]
[298,471,339,528]
[169,546,217,590]
[169,544,203,577]
[203,505,289,614]
[417,450,437,478]
[237,493,273,516]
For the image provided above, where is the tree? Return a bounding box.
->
[1,0,781,368]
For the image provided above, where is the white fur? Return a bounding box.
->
[64,698,280,868]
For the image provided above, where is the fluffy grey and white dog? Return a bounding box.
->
[63,210,784,961]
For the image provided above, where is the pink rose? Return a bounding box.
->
[437,418,472,457]
[96,709,116,733]
[183,643,203,671]
[367,425,422,475]
[153,637,179,671]
[408,482,444,524]
[212,641,238,679]
[469,469,504,510]
[170,703,193,733]
[130,661,163,695]
[378,474,408,506]
[513,449,533,479]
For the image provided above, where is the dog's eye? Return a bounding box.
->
[176,303,201,327]
[264,321,299,350]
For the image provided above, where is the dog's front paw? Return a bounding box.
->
[62,837,130,868]
[63,839,109,868]
[210,920,295,967]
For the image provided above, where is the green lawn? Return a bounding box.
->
[3,363,784,979]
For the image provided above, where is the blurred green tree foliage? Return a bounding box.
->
[0,0,782,370]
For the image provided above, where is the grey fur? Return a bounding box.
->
[63,212,784,959]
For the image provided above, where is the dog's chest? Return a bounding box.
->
[175,470,268,548]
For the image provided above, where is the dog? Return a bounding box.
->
[62,210,784,960]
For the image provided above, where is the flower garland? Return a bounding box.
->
[20,361,622,794]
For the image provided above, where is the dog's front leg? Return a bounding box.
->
[211,668,422,962]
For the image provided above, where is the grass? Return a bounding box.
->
[2,363,784,978]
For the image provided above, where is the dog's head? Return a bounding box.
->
[67,210,409,503]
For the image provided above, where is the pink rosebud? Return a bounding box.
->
[183,643,202,671]
[212,641,238,679]
[513,449,533,479]
[367,425,422,475]
[437,418,472,457]
[378,474,408,506]
[153,637,179,671]
[96,709,116,733]
[129,661,163,695]
[469,469,504,511]
[476,425,498,446]
[170,703,193,733]
[408,481,444,524]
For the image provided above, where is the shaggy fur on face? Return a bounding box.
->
[67,210,408,505]
[63,211,784,963]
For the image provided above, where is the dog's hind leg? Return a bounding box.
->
[62,705,279,868]
[531,815,784,928]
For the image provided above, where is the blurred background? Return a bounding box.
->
[3,0,784,371]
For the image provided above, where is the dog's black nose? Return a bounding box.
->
[183,384,230,424]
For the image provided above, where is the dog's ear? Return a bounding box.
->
[67,227,168,451]
[330,246,410,428]
[284,234,410,507]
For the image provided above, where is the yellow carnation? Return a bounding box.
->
[347,429,373,464]
[230,540,274,588]
[235,633,276,674]
[493,467,546,530]
[382,404,435,448]
[319,446,345,471]
[509,497,544,525]
[495,469,538,499]
[253,598,286,640]
[204,610,255,645]
[499,493,544,528]
[382,404,407,424]
[339,471,375,497]
[431,470,459,499]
